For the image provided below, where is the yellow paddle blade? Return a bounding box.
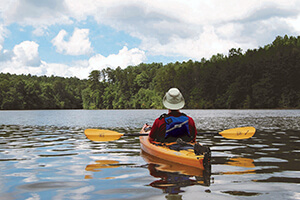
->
[84,129,124,142]
[219,126,256,140]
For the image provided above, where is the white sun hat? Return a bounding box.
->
[163,88,185,110]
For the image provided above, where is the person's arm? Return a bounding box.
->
[188,117,197,143]
[148,118,159,143]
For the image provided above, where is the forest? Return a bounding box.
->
[0,35,299,110]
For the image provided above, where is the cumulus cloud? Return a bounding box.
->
[1,0,72,27]
[285,15,300,33]
[2,0,300,60]
[52,28,93,56]
[12,41,41,67]
[89,46,146,70]
[73,0,300,59]
[141,26,241,59]
[0,43,145,79]
[1,0,300,78]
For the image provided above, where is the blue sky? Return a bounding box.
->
[0,0,299,79]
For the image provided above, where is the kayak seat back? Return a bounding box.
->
[168,143,194,151]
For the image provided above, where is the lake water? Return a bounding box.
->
[0,109,299,200]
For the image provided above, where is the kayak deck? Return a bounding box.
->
[139,135,205,169]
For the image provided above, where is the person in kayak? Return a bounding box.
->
[143,88,210,157]
[143,88,211,159]
[147,88,197,144]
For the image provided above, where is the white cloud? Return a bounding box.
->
[35,46,146,79]
[0,41,43,76]
[52,28,93,56]
[285,15,300,33]
[12,41,41,67]
[67,0,300,60]
[89,46,146,70]
[32,26,48,37]
[0,43,145,79]
[141,26,241,59]
[0,24,9,52]
[1,0,300,78]
[1,0,72,27]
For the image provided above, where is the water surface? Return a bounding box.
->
[0,109,299,199]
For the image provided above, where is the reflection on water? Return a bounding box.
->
[226,158,255,168]
[147,164,206,199]
[221,158,256,175]
[141,150,211,200]
[85,160,121,179]
[85,152,212,200]
[0,110,300,199]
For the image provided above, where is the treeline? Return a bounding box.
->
[0,74,85,109]
[0,35,299,110]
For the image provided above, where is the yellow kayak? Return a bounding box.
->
[141,150,206,176]
[139,126,210,169]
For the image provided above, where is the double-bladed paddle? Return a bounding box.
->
[84,126,256,142]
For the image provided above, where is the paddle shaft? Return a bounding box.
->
[124,133,149,137]
[119,132,220,138]
[123,132,218,137]
[198,132,219,135]
[126,127,255,139]
[146,126,219,136]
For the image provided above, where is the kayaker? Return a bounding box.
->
[144,88,209,156]
[145,88,196,143]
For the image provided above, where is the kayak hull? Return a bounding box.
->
[141,150,205,176]
[139,135,205,169]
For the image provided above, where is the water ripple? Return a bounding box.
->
[0,110,299,199]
